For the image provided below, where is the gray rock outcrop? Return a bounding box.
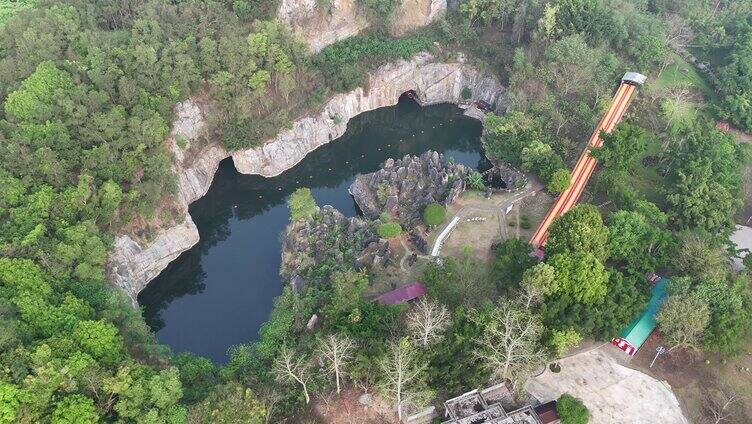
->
[277,0,446,53]
[107,54,503,303]
[280,206,390,284]
[349,151,466,227]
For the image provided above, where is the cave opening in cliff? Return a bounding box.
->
[399,90,420,105]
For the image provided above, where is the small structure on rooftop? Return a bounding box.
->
[442,383,543,424]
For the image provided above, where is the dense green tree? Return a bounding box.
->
[483,112,544,168]
[377,222,402,238]
[607,206,673,275]
[422,203,446,227]
[547,168,571,194]
[323,269,369,323]
[541,270,648,339]
[428,306,490,393]
[548,251,608,304]
[543,34,599,99]
[107,366,186,423]
[73,320,124,364]
[50,395,98,424]
[492,238,536,293]
[548,328,582,358]
[520,262,558,308]
[546,204,609,260]
[557,393,589,424]
[520,140,566,184]
[174,353,217,404]
[716,27,752,131]
[4,61,74,123]
[0,381,28,424]
[695,275,752,354]
[551,0,620,44]
[665,124,744,235]
[590,123,648,198]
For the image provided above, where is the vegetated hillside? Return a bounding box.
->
[0,0,750,423]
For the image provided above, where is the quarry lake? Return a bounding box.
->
[138,98,485,362]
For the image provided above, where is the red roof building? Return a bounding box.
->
[375,283,427,305]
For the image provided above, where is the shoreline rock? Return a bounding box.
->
[107,53,503,304]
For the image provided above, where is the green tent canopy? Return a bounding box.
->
[611,278,668,356]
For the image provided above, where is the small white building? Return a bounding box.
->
[730,225,752,271]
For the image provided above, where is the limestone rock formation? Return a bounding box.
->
[107,54,502,303]
[391,0,447,36]
[349,151,465,227]
[277,0,368,53]
[280,206,390,286]
[277,0,446,52]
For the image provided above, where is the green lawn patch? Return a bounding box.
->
[651,53,714,99]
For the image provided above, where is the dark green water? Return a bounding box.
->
[138,98,484,362]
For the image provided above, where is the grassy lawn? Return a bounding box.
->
[651,52,715,99]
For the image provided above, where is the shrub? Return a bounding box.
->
[465,171,486,190]
[520,215,531,230]
[377,222,402,238]
[461,86,472,100]
[557,394,589,424]
[422,203,446,227]
[288,188,317,221]
[547,168,571,194]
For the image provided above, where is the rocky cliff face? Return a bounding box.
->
[107,101,227,304]
[277,0,446,52]
[232,52,503,177]
[349,151,466,227]
[277,0,369,53]
[107,53,502,303]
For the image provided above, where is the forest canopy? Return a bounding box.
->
[0,0,750,422]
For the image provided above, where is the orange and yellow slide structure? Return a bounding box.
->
[530,72,646,249]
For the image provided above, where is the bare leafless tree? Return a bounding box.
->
[702,384,744,424]
[406,298,451,348]
[273,345,312,404]
[377,338,429,421]
[317,333,356,394]
[474,301,545,390]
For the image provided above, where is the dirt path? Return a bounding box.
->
[430,178,544,257]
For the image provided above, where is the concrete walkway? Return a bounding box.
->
[527,347,688,424]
